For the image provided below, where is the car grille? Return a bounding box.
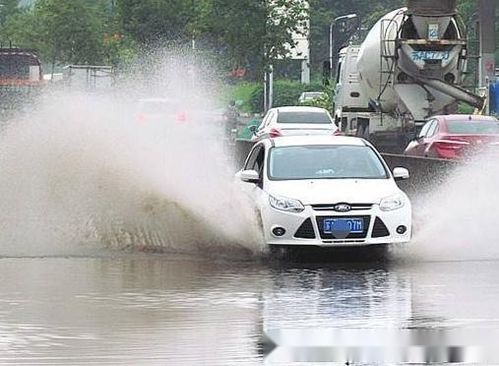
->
[294,218,316,239]
[372,217,390,238]
[321,239,366,244]
[311,203,373,211]
[316,215,371,239]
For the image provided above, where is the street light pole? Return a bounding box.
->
[329,13,357,79]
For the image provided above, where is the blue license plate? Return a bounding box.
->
[323,218,364,234]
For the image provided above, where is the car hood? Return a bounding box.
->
[266,179,400,205]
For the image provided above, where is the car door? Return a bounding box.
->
[240,143,266,192]
[238,143,267,224]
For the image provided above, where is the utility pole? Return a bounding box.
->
[264,65,273,112]
[478,0,496,88]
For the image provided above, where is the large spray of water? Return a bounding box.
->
[397,151,499,262]
[0,50,263,257]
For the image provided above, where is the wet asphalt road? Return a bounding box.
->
[1,252,499,365]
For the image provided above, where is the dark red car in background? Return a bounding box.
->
[404,115,499,160]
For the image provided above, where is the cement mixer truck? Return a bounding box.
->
[333,0,485,152]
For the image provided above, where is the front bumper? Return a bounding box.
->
[260,203,411,247]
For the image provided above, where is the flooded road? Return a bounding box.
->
[2,253,499,365]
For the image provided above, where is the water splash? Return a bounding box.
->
[0,52,263,257]
[396,151,499,262]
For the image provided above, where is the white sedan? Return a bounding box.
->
[251,106,338,141]
[237,135,412,248]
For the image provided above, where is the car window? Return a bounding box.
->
[418,120,432,138]
[268,145,388,180]
[447,120,499,134]
[426,120,439,138]
[276,111,332,124]
[244,144,263,170]
[254,149,265,183]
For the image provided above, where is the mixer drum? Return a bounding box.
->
[406,0,457,16]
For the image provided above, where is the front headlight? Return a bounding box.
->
[269,194,305,213]
[379,194,405,211]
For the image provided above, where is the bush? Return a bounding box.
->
[226,82,261,113]
[457,102,475,115]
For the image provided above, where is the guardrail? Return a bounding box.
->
[233,140,462,198]
[380,153,462,197]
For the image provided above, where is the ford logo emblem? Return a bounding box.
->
[334,203,351,212]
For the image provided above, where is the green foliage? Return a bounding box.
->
[116,0,193,44]
[200,0,308,79]
[227,82,261,113]
[0,0,22,29]
[458,102,475,114]
[37,0,107,64]
[2,0,135,67]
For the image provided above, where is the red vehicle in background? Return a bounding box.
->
[404,115,499,160]
[0,47,44,117]
[0,47,43,86]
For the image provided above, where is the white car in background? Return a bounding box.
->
[298,91,327,104]
[237,135,411,248]
[251,106,338,141]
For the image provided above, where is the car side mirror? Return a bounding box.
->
[248,125,257,134]
[238,169,260,183]
[393,167,409,181]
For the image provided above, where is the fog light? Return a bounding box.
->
[272,227,286,237]
[396,225,407,234]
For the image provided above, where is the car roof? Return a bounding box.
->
[270,106,329,113]
[262,135,368,148]
[434,114,498,123]
[301,91,325,96]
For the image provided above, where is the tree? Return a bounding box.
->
[116,0,193,44]
[35,0,107,65]
[204,0,308,79]
[3,0,122,68]
[0,0,22,29]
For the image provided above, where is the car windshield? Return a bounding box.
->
[447,121,499,134]
[269,145,388,180]
[277,111,331,124]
